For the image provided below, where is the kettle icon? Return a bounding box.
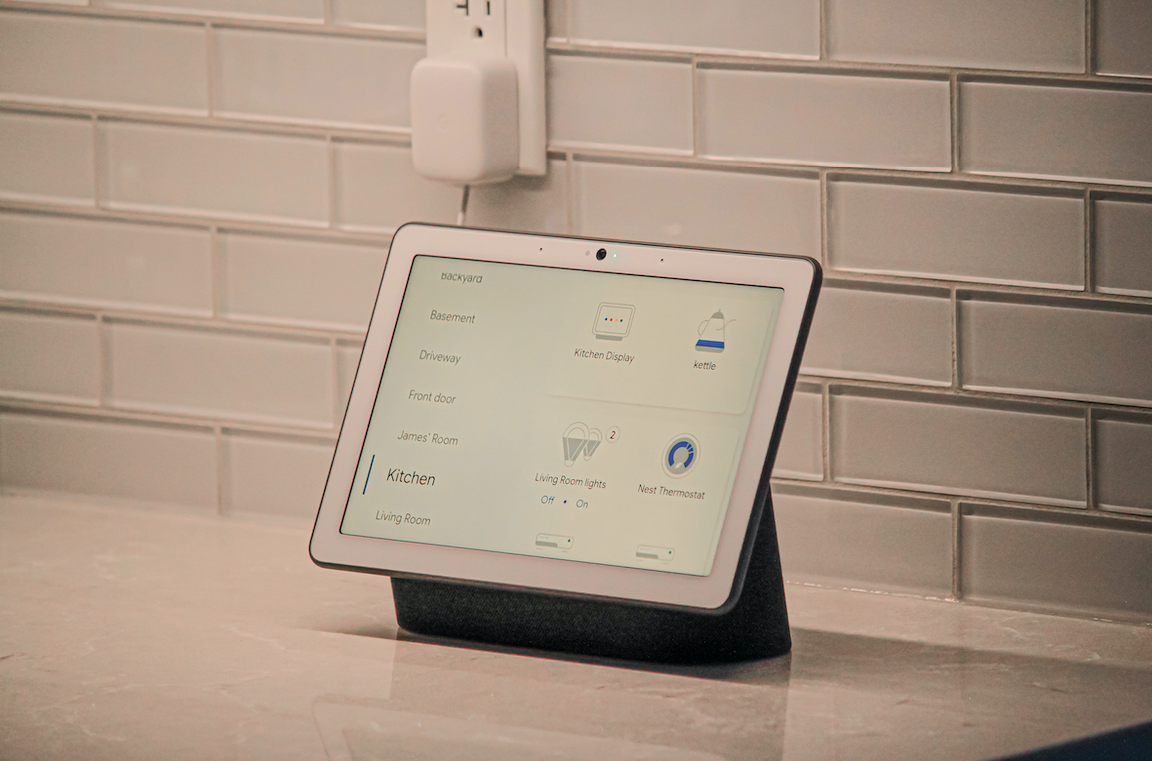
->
[696,309,733,353]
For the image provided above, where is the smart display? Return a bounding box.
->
[311,224,820,610]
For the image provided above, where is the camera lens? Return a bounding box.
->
[596,248,607,260]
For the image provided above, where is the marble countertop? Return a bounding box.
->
[2,495,1150,760]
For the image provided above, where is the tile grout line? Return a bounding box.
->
[89,113,103,210]
[214,424,226,516]
[559,43,1151,85]
[819,169,829,270]
[4,7,1151,84]
[951,498,962,600]
[1084,188,1095,292]
[690,54,700,158]
[0,396,340,441]
[0,297,367,341]
[767,477,1152,523]
[0,2,426,42]
[6,97,1152,196]
[0,101,415,143]
[204,21,216,117]
[818,0,828,61]
[1085,407,1097,511]
[209,225,223,319]
[821,381,832,482]
[4,0,1144,85]
[97,312,112,408]
[950,287,960,389]
[949,73,960,174]
[326,135,338,229]
[1085,0,1095,75]
[330,336,341,429]
[565,151,576,234]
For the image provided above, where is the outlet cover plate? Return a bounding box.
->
[426,0,546,177]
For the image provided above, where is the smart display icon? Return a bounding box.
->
[593,303,634,340]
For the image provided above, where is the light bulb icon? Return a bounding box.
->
[562,422,602,466]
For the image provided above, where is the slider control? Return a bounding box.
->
[636,545,674,562]
[535,533,573,550]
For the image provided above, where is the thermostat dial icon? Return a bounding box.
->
[662,434,700,478]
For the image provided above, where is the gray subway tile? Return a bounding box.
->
[0,310,100,403]
[108,322,335,428]
[548,54,692,153]
[961,509,1152,620]
[1095,198,1152,298]
[333,141,461,233]
[960,298,1152,407]
[960,82,1152,186]
[0,413,218,510]
[829,181,1084,288]
[773,390,822,480]
[220,232,385,331]
[0,212,212,315]
[0,111,94,205]
[574,161,820,256]
[827,0,1084,72]
[1095,417,1152,515]
[97,0,325,22]
[546,0,567,38]
[568,0,819,58]
[0,11,208,113]
[831,392,1087,506]
[1095,0,1152,78]
[223,433,334,519]
[698,69,951,169]
[802,286,953,385]
[466,158,569,234]
[330,0,424,29]
[212,28,422,129]
[775,490,952,595]
[100,121,329,225]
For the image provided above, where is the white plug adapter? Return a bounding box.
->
[410,55,520,185]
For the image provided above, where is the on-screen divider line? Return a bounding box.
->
[363,454,375,495]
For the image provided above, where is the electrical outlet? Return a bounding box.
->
[420,0,545,178]
[428,0,507,59]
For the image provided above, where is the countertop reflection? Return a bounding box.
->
[2,495,1149,760]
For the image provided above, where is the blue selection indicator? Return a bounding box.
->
[662,434,700,478]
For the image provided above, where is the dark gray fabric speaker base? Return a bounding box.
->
[392,494,790,664]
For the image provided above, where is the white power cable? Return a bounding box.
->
[456,185,470,226]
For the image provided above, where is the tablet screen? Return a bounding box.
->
[339,255,784,577]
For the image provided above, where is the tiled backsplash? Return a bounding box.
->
[1,0,1150,622]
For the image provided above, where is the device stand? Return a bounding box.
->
[391,491,790,664]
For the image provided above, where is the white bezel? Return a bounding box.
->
[310,224,818,610]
